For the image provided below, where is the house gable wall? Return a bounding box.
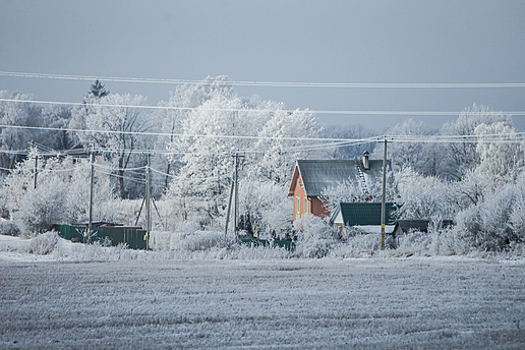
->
[291,171,330,222]
[292,175,307,222]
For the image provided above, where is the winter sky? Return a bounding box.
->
[1,0,524,130]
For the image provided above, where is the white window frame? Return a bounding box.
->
[304,197,308,214]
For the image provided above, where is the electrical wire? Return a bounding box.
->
[2,98,525,117]
[93,163,147,172]
[0,121,359,143]
[95,168,147,184]
[1,71,524,89]
[36,163,91,173]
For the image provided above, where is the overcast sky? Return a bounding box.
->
[1,0,524,131]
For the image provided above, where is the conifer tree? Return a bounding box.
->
[87,80,109,99]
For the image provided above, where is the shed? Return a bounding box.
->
[330,202,399,236]
[393,220,454,237]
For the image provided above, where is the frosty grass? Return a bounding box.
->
[1,234,524,349]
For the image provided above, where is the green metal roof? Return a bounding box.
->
[334,202,398,226]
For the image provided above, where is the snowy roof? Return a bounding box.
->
[394,220,430,233]
[288,159,387,197]
[394,220,455,234]
[330,202,398,226]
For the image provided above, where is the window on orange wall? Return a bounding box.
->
[304,197,308,214]
[296,197,300,215]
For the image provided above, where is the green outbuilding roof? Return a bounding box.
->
[330,202,398,227]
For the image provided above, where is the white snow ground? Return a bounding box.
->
[1,235,524,349]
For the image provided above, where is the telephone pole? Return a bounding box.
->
[380,139,387,250]
[145,154,151,250]
[87,153,94,244]
[234,154,240,235]
[224,153,244,238]
[33,156,38,189]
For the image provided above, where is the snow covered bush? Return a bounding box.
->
[2,152,120,235]
[293,214,338,258]
[17,176,68,234]
[237,179,293,237]
[150,231,224,252]
[0,220,21,237]
[330,233,385,258]
[509,174,525,244]
[455,183,518,251]
[28,231,60,255]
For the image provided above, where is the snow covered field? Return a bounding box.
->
[1,239,524,349]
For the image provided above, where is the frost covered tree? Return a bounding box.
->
[441,104,512,180]
[153,76,233,194]
[395,168,456,222]
[169,95,267,220]
[0,92,73,171]
[0,91,38,169]
[159,76,323,229]
[70,93,148,198]
[376,119,440,175]
[474,121,524,181]
[34,104,73,151]
[255,106,322,184]
[324,124,376,160]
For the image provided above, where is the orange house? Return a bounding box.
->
[288,155,388,223]
[288,166,330,222]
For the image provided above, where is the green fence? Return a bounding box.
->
[54,224,146,250]
[238,237,296,251]
[55,225,292,251]
[101,227,147,250]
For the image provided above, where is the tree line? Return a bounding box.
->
[1,77,524,251]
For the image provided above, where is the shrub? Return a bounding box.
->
[293,215,338,258]
[455,185,517,251]
[0,220,21,237]
[28,231,60,255]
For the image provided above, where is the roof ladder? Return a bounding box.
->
[354,161,369,196]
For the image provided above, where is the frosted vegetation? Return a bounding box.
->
[0,79,524,258]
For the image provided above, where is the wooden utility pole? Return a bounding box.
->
[33,156,38,189]
[87,153,94,244]
[224,174,235,239]
[234,154,240,235]
[380,139,387,250]
[224,153,244,238]
[145,154,151,250]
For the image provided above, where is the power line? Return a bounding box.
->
[1,71,524,89]
[2,97,525,117]
[0,121,366,143]
[93,163,147,172]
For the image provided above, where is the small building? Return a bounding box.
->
[287,154,388,222]
[393,220,454,237]
[329,202,398,237]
